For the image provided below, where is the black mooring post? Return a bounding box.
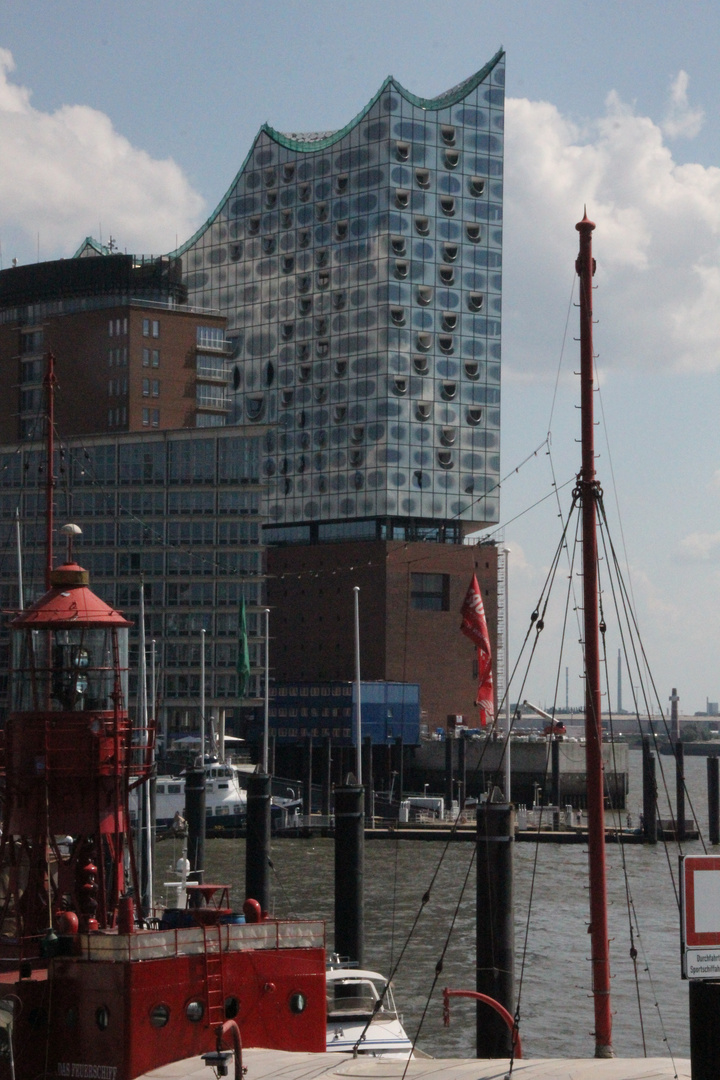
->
[321,736,332,819]
[550,738,561,819]
[334,783,364,965]
[476,803,515,1058]
[458,734,467,811]
[642,736,658,844]
[445,733,454,811]
[245,772,271,914]
[676,740,686,842]
[363,736,374,825]
[185,767,206,901]
[689,980,720,1079]
[302,736,313,820]
[708,756,719,846]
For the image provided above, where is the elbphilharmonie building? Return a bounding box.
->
[177,50,504,544]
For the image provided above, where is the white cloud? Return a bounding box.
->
[0,49,205,263]
[504,90,720,378]
[662,70,704,140]
[679,532,720,561]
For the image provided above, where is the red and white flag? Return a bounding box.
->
[460,574,494,726]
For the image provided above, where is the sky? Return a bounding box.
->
[1,0,719,715]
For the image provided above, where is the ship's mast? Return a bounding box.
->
[575,212,613,1058]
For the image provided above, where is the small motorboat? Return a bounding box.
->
[326,964,414,1059]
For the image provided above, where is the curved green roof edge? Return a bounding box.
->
[169,48,504,259]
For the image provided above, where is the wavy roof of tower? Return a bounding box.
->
[170,49,504,257]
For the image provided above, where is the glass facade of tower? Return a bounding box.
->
[178,52,504,538]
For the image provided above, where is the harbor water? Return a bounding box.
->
[155,747,712,1060]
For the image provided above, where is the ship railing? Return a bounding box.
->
[76,919,325,962]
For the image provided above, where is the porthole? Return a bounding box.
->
[464,361,480,380]
[298,297,312,315]
[289,992,307,1015]
[317,271,330,290]
[443,243,458,263]
[224,997,240,1020]
[444,150,460,169]
[390,307,406,327]
[298,366,311,383]
[298,229,311,247]
[314,386,328,403]
[96,1006,110,1031]
[416,333,432,352]
[440,427,456,446]
[333,360,348,377]
[315,248,329,267]
[333,291,347,310]
[335,174,349,193]
[351,425,364,443]
[298,183,311,202]
[353,472,364,490]
[441,380,457,399]
[281,390,294,407]
[438,450,454,469]
[440,196,455,217]
[315,316,329,335]
[468,292,484,312]
[394,260,408,280]
[416,402,431,421]
[230,243,243,262]
[333,406,347,422]
[441,312,457,332]
[439,335,454,354]
[395,189,409,209]
[264,191,277,209]
[297,275,311,294]
[439,266,454,285]
[335,221,349,241]
[282,163,295,183]
[466,223,481,243]
[316,340,329,358]
[281,256,294,273]
[281,323,294,341]
[469,176,485,197]
[316,202,329,221]
[417,286,433,306]
[415,216,430,236]
[296,343,310,361]
[149,1004,170,1029]
[467,407,482,425]
[415,169,430,190]
[247,217,260,236]
[186,1001,204,1023]
[395,141,410,162]
[391,236,406,255]
[264,169,276,187]
[349,449,363,467]
[413,355,429,374]
[392,377,408,395]
[441,124,456,146]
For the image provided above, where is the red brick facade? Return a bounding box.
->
[267,540,498,732]
[0,305,227,442]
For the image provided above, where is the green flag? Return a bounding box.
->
[237,595,251,698]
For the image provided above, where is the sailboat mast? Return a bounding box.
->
[575,212,613,1058]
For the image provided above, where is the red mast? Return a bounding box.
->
[575,211,614,1057]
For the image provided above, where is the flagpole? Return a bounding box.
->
[503,547,511,801]
[200,627,206,766]
[263,608,270,773]
[353,586,362,785]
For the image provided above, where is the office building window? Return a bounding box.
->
[142,408,150,426]
[410,573,449,611]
